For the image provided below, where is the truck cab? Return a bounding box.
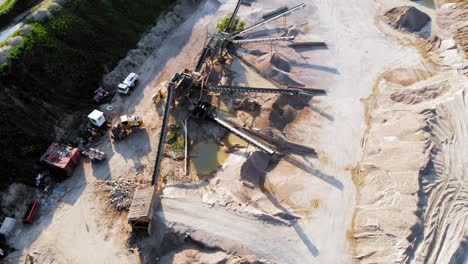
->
[117,72,139,94]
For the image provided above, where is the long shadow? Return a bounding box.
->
[290,43,328,52]
[280,141,318,157]
[291,62,340,75]
[283,155,343,190]
[239,151,320,258]
[59,164,87,205]
[135,195,229,263]
[264,192,319,257]
[308,105,334,121]
[113,129,152,175]
[403,158,434,261]
[134,195,207,263]
[243,127,319,157]
[89,136,115,181]
[164,181,208,190]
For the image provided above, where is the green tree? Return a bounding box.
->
[217,17,245,33]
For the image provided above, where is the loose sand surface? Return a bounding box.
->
[152,0,424,263]
[5,0,466,263]
[353,1,468,263]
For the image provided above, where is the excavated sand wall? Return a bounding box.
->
[437,3,468,60]
[353,69,467,263]
[353,3,468,262]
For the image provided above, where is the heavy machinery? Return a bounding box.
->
[191,101,275,154]
[151,81,168,105]
[92,86,114,104]
[128,1,328,231]
[111,115,144,140]
[82,148,107,161]
[149,1,325,185]
[194,1,305,72]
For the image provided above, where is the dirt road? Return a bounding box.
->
[158,198,316,264]
[151,0,425,262]
[4,0,213,263]
[4,0,437,263]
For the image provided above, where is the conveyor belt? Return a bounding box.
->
[233,3,305,38]
[195,47,210,72]
[152,84,174,185]
[231,36,295,44]
[212,116,275,155]
[224,0,243,33]
[207,85,324,96]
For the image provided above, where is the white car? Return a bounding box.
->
[117,72,139,94]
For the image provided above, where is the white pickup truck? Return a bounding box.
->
[117,72,139,94]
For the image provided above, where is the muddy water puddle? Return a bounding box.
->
[189,134,248,176]
[223,133,247,148]
[189,57,269,176]
[189,140,228,176]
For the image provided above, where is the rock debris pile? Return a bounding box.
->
[100,179,143,211]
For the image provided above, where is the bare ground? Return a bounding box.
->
[353,1,468,263]
[4,0,462,263]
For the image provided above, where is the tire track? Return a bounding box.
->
[410,89,468,264]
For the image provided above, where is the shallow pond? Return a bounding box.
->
[189,134,247,176]
[189,141,229,176]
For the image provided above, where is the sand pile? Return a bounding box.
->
[233,98,261,113]
[159,247,268,264]
[269,53,291,72]
[384,6,431,38]
[438,3,468,59]
[263,54,303,87]
[390,80,448,104]
[410,88,468,263]
[353,66,468,263]
[382,68,433,86]
[253,52,304,87]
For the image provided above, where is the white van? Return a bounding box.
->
[117,72,139,94]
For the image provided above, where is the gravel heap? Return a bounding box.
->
[102,180,141,211]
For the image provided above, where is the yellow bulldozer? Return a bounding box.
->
[111,115,144,140]
[151,81,168,105]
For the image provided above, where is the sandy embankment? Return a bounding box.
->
[7,0,464,263]
[353,2,468,263]
[155,0,428,263]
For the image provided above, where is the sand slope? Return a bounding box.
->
[354,3,468,260]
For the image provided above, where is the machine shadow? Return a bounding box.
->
[112,129,152,175]
[240,151,320,258]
